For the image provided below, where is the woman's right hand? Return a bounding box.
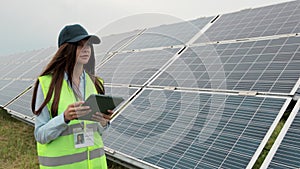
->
[64,101,91,122]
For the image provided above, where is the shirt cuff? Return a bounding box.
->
[57,113,69,129]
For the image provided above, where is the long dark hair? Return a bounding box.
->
[31,42,104,117]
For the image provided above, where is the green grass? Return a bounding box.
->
[0,109,38,169]
[0,109,126,169]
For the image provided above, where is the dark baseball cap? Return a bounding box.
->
[58,24,100,47]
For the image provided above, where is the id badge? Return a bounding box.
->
[73,128,94,148]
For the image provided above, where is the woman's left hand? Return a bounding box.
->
[91,110,113,127]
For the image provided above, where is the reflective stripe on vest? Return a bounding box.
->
[38,148,105,167]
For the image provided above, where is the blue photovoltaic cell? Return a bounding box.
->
[0,50,38,65]
[95,53,108,68]
[6,88,34,119]
[189,17,213,30]
[0,47,54,80]
[0,50,38,79]
[25,47,56,61]
[267,102,300,169]
[94,30,142,64]
[3,61,44,79]
[0,80,33,106]
[0,48,55,107]
[151,37,300,94]
[94,30,141,54]
[96,48,179,85]
[21,59,51,80]
[0,80,12,112]
[0,52,24,74]
[123,17,213,50]
[104,86,137,101]
[0,79,10,92]
[195,1,300,43]
[103,89,288,169]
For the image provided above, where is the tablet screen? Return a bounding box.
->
[79,94,124,121]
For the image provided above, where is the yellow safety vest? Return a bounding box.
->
[37,73,107,169]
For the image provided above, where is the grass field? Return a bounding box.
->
[0,106,291,169]
[0,109,126,169]
[0,109,38,169]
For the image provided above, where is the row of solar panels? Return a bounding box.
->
[93,0,300,53]
[1,0,299,168]
[1,35,299,122]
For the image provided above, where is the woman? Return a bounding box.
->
[31,24,112,169]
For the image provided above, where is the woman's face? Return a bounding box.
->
[76,39,91,65]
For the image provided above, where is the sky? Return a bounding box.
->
[0,0,293,56]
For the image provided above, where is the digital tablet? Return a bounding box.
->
[79,94,124,121]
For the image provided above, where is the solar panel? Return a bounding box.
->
[123,17,213,50]
[4,85,138,125]
[94,30,142,67]
[3,61,40,79]
[94,30,142,65]
[94,30,142,54]
[0,79,33,106]
[29,47,56,61]
[95,53,108,68]
[0,47,54,80]
[0,52,24,73]
[151,36,300,94]
[189,17,214,30]
[0,79,13,105]
[5,87,35,122]
[261,99,300,168]
[97,48,179,85]
[0,47,55,107]
[2,50,38,63]
[195,0,300,43]
[20,59,51,80]
[0,50,37,79]
[103,88,290,168]
[104,85,137,98]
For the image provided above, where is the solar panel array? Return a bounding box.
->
[1,0,300,169]
[152,37,300,94]
[123,17,213,50]
[0,47,56,107]
[97,48,179,85]
[103,89,290,169]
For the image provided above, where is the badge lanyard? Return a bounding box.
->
[81,72,86,130]
[71,72,94,148]
[70,72,86,130]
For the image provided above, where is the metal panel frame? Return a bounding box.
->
[260,99,300,169]
[247,97,292,168]
[104,85,292,168]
